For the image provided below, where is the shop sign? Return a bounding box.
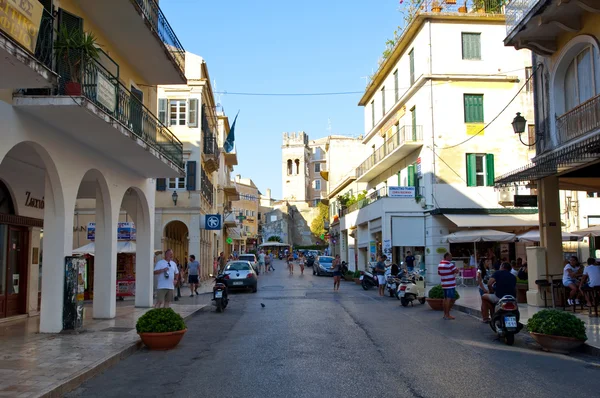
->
[24,191,44,209]
[416,157,422,177]
[383,239,392,262]
[0,0,44,53]
[87,222,136,241]
[388,186,415,198]
[514,195,537,207]
[96,72,116,113]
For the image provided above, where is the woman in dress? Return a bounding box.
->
[299,252,305,275]
[288,252,294,275]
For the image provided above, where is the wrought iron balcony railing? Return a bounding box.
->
[133,0,185,74]
[505,0,541,37]
[413,0,505,15]
[556,94,600,146]
[201,166,214,206]
[356,125,423,178]
[203,133,220,158]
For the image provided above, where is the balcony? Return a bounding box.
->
[201,167,214,207]
[75,0,186,84]
[340,186,424,217]
[356,125,423,182]
[556,94,600,146]
[505,0,591,55]
[223,181,240,201]
[0,8,57,89]
[203,134,220,173]
[14,54,183,177]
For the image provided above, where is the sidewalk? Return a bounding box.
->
[0,283,213,398]
[437,285,600,351]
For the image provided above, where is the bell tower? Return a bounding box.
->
[282,132,310,201]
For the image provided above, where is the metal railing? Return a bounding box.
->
[55,53,183,168]
[33,9,54,69]
[341,187,388,216]
[356,125,423,178]
[556,94,600,146]
[415,0,505,14]
[133,0,185,74]
[201,166,214,206]
[505,0,541,37]
[203,133,220,158]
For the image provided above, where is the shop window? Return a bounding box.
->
[466,153,494,187]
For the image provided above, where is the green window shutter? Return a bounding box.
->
[466,154,477,187]
[485,154,495,186]
[407,165,415,187]
[462,33,481,60]
[156,178,166,191]
[186,161,197,191]
[464,94,484,123]
[158,98,167,125]
[409,49,415,85]
[397,171,401,186]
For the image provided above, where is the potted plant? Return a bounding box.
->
[426,284,460,311]
[353,270,362,284]
[431,1,443,12]
[458,1,468,12]
[54,24,100,96]
[343,270,354,281]
[136,308,187,350]
[527,309,587,354]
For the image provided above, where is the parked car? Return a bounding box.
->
[238,254,259,274]
[313,256,334,276]
[223,261,258,293]
[305,250,319,267]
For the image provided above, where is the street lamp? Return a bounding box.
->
[512,112,541,146]
[172,191,178,206]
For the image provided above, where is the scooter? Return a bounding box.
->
[211,273,229,313]
[397,272,426,307]
[360,266,378,290]
[489,295,523,345]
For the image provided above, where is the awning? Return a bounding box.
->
[226,227,243,240]
[72,241,139,254]
[258,242,290,248]
[572,225,600,237]
[445,214,539,228]
[320,170,329,181]
[223,212,237,227]
[443,229,516,243]
[517,229,580,242]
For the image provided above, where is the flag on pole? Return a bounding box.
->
[224,111,239,153]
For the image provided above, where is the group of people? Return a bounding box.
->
[284,250,306,275]
[153,249,202,308]
[562,256,600,307]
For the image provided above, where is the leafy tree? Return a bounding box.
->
[267,235,282,242]
[310,203,330,238]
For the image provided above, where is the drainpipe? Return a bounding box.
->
[428,20,436,211]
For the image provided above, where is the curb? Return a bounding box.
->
[453,303,600,357]
[39,305,207,398]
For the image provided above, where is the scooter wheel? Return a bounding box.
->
[400,297,409,307]
[395,290,400,300]
[505,333,515,346]
[389,289,395,298]
[361,280,370,290]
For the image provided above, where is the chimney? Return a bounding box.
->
[266,188,271,198]
[235,174,241,182]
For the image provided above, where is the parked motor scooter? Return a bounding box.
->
[489,295,523,345]
[397,271,426,307]
[211,273,229,313]
[360,265,378,290]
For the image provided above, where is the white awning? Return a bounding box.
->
[517,229,580,242]
[445,214,538,228]
[72,241,138,254]
[572,225,600,237]
[226,228,243,240]
[443,229,516,243]
[258,242,290,248]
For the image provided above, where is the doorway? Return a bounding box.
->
[0,225,28,318]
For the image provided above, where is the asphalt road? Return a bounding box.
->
[68,259,600,398]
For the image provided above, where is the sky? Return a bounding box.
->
[161,0,402,199]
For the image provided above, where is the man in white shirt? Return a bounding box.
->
[153,248,179,308]
[581,257,600,307]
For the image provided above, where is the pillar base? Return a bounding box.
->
[526,289,545,307]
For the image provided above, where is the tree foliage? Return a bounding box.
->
[310,203,330,238]
[267,235,282,242]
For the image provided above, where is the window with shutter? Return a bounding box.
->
[394,70,399,102]
[466,154,477,187]
[158,98,167,125]
[462,33,481,60]
[409,49,415,85]
[169,99,186,126]
[407,165,415,187]
[57,9,83,82]
[381,87,385,116]
[156,178,166,191]
[186,161,197,191]
[463,94,484,123]
[371,100,375,128]
[485,154,495,186]
[397,171,401,186]
[188,98,198,127]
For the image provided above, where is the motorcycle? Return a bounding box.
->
[211,273,229,313]
[397,271,426,307]
[360,265,378,290]
[489,295,523,345]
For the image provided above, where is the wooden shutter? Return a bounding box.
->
[397,171,401,186]
[462,33,481,60]
[485,154,495,186]
[464,94,484,123]
[407,165,415,187]
[186,161,197,191]
[156,178,166,191]
[188,98,198,127]
[57,9,83,83]
[158,98,167,125]
[466,154,477,187]
[409,49,415,85]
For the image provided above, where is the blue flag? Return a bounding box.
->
[224,111,239,153]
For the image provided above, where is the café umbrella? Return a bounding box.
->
[72,241,138,255]
[443,229,517,262]
[517,229,580,242]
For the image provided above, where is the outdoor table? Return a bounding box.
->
[542,273,563,308]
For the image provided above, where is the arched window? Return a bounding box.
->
[294,159,300,175]
[287,159,293,175]
[0,180,15,215]
[564,46,597,111]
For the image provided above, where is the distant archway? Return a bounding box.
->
[163,220,189,267]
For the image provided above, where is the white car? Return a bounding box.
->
[238,254,259,274]
[224,261,258,293]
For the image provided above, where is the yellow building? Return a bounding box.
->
[230,176,260,253]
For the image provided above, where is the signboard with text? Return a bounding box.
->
[87,222,136,241]
[388,186,415,198]
[96,72,116,112]
[0,0,44,53]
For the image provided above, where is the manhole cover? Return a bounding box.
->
[262,285,285,290]
[100,327,134,333]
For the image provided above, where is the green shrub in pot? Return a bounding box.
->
[527,309,587,341]
[428,284,460,300]
[352,270,361,278]
[136,308,186,334]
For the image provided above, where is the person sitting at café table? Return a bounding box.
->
[580,257,600,307]
[563,255,583,306]
[481,262,517,323]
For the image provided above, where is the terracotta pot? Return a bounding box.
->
[65,82,82,96]
[432,6,442,12]
[426,298,456,311]
[458,6,467,12]
[139,329,187,350]
[446,0,456,4]
[530,332,586,354]
[354,278,361,285]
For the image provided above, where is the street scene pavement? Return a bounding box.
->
[67,259,599,398]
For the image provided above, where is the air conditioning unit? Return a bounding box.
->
[497,190,514,206]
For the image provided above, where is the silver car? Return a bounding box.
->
[224,261,258,293]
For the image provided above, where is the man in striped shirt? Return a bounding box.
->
[438,252,459,320]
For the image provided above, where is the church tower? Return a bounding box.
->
[282,132,310,201]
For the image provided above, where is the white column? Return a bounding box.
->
[93,185,117,319]
[135,193,154,308]
[538,176,563,275]
[40,176,73,333]
[27,227,42,316]
[189,214,201,273]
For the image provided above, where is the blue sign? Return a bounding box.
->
[205,215,221,230]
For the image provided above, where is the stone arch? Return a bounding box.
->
[295,159,300,175]
[287,159,293,175]
[163,220,190,266]
[0,179,16,215]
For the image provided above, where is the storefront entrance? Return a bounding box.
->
[0,225,28,318]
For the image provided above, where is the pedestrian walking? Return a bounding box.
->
[174,258,182,301]
[268,252,275,271]
[299,252,305,275]
[375,255,387,296]
[265,251,272,272]
[330,254,342,291]
[405,251,416,273]
[288,252,294,275]
[258,250,266,274]
[187,254,200,297]
[153,248,179,308]
[218,252,226,274]
[438,252,459,320]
